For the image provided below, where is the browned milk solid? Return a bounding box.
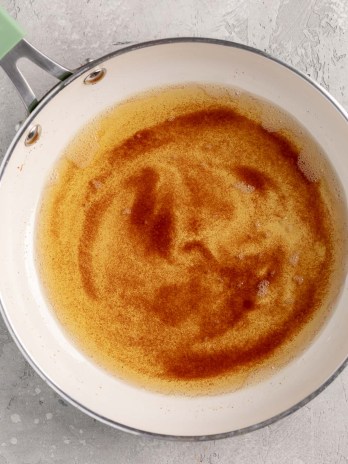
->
[36,85,345,395]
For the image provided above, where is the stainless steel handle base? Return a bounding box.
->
[0,39,72,113]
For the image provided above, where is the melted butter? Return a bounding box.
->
[36,84,344,395]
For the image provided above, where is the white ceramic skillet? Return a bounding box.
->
[0,7,347,440]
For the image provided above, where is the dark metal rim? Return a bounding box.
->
[0,37,348,442]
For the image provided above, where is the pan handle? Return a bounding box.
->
[0,6,72,113]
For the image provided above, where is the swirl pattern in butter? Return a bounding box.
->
[36,85,342,395]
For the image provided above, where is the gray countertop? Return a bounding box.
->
[1,1,348,463]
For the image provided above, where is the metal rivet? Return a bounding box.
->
[25,124,41,146]
[83,68,106,85]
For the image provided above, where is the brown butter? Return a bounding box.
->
[37,85,338,395]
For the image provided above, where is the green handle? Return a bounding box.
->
[0,6,25,60]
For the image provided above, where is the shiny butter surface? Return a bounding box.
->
[36,85,337,395]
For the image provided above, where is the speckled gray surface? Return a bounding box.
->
[1,1,348,463]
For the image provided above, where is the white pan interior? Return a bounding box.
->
[0,40,347,438]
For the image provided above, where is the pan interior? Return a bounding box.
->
[36,83,344,397]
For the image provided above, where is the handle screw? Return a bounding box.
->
[83,68,106,85]
[25,124,41,146]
